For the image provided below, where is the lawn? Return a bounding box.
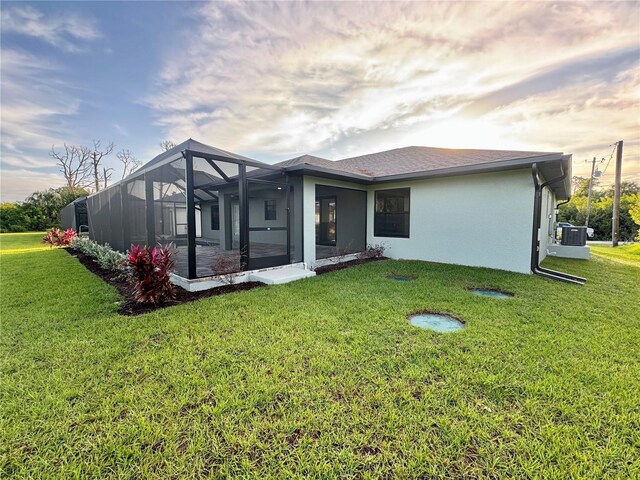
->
[1,233,638,478]
[590,243,640,268]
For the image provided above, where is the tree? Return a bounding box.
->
[572,177,595,197]
[102,166,114,189]
[87,140,115,191]
[117,149,142,179]
[20,187,88,231]
[602,181,640,197]
[160,140,176,152]
[571,176,587,195]
[630,194,640,241]
[50,143,92,189]
[0,203,28,233]
[559,182,640,241]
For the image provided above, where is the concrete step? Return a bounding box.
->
[249,265,316,285]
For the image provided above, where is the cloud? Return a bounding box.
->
[0,5,101,53]
[112,123,129,137]
[0,48,85,200]
[0,168,65,203]
[0,49,79,153]
[146,0,639,164]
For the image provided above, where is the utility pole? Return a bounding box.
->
[612,140,623,247]
[585,157,597,228]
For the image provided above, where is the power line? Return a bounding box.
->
[600,142,618,178]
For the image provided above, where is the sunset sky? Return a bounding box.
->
[1,1,639,202]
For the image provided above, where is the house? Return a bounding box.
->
[76,138,584,290]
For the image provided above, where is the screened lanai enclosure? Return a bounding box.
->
[60,196,88,233]
[85,140,302,279]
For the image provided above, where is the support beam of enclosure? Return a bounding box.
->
[204,158,232,183]
[145,175,155,246]
[185,152,197,279]
[238,163,249,269]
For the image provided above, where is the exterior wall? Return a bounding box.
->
[290,176,303,263]
[200,203,221,242]
[248,191,287,243]
[366,169,535,273]
[538,186,556,262]
[301,169,537,273]
[302,176,368,266]
[315,184,367,253]
[364,169,535,273]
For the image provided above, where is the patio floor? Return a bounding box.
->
[174,241,293,278]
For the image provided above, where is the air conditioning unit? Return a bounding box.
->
[561,226,587,246]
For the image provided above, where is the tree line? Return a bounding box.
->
[1,140,176,233]
[558,177,640,241]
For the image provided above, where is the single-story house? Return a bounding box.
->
[75,138,584,290]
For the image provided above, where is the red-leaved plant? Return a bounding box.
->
[127,243,176,304]
[42,228,77,247]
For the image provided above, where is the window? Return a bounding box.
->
[265,199,276,220]
[210,202,220,230]
[374,188,410,237]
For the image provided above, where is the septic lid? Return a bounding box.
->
[468,288,513,299]
[409,313,464,332]
[387,274,416,282]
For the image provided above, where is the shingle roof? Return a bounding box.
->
[276,145,570,198]
[278,146,560,178]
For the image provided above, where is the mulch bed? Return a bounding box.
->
[315,256,387,275]
[65,248,265,316]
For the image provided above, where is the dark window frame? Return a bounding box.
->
[210,202,220,230]
[264,199,277,221]
[374,188,410,238]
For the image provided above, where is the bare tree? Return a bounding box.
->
[50,143,91,189]
[87,140,115,191]
[102,166,114,189]
[117,149,142,180]
[160,140,176,152]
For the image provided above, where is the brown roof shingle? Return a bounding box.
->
[338,146,557,177]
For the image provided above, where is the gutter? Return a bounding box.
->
[530,164,586,285]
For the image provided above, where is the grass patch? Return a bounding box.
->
[591,243,640,268]
[1,233,639,478]
[0,232,49,254]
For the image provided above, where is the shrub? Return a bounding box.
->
[127,243,176,304]
[94,244,127,271]
[42,228,77,247]
[211,248,245,284]
[357,243,386,260]
[70,237,127,272]
[0,203,28,233]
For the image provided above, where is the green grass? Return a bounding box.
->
[1,234,638,478]
[591,243,640,268]
[0,232,49,254]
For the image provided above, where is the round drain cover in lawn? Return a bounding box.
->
[387,275,416,282]
[409,313,464,332]
[469,288,513,299]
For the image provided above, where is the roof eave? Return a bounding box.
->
[285,153,566,186]
[284,164,373,184]
[372,153,563,183]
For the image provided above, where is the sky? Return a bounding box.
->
[1,1,639,202]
